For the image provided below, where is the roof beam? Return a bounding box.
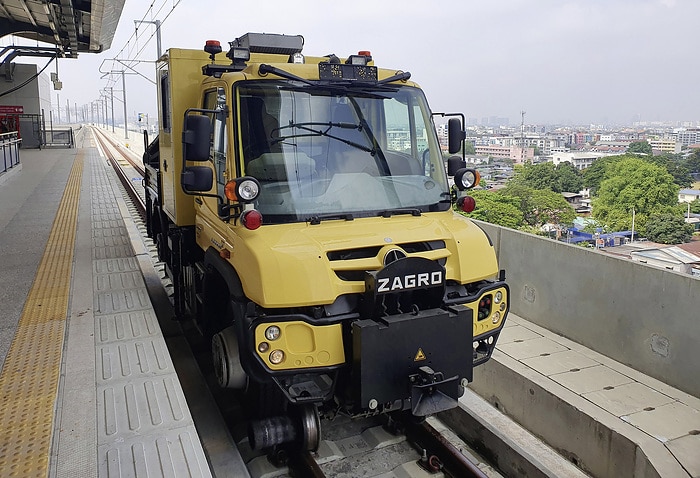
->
[58,0,78,57]
[19,0,38,28]
[0,2,13,22]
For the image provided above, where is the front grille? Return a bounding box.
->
[329,241,447,282]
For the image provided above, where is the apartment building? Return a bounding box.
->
[675,129,700,147]
[551,152,610,170]
[648,138,681,154]
[475,144,534,163]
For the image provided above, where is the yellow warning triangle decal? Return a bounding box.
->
[414,348,426,361]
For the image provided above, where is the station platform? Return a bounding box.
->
[0,127,218,477]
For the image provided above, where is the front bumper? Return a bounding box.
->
[351,305,472,416]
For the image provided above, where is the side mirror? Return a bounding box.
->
[182,165,213,192]
[183,114,212,161]
[447,117,465,155]
[447,156,466,176]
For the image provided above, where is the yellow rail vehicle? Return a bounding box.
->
[143,33,509,452]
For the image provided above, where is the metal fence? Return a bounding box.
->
[43,127,74,148]
[13,114,75,149]
[1,131,21,174]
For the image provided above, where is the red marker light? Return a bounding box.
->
[241,209,262,230]
[358,50,372,57]
[459,196,476,213]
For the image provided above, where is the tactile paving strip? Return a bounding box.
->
[0,152,84,477]
[87,138,211,477]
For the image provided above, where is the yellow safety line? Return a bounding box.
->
[0,151,84,477]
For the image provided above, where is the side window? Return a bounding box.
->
[383,95,432,176]
[159,70,170,132]
[203,87,228,197]
[384,98,411,155]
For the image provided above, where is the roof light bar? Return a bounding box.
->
[231,32,304,55]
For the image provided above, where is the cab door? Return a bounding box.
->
[192,84,240,257]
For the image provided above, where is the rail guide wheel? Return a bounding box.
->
[299,403,321,452]
[248,403,321,452]
[212,326,247,389]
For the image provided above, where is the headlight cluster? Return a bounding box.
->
[476,288,508,328]
[254,321,345,370]
[259,325,285,365]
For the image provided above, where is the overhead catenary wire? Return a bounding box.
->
[101,1,183,95]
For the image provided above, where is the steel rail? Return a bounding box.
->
[288,451,327,478]
[405,419,489,478]
[91,126,146,218]
[92,126,145,176]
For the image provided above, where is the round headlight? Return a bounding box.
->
[492,311,501,324]
[258,342,269,353]
[269,349,285,365]
[454,168,480,191]
[494,291,503,303]
[265,325,281,341]
[237,177,260,202]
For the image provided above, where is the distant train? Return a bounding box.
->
[143,32,509,453]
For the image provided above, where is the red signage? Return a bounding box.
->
[0,105,24,114]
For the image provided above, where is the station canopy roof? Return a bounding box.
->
[0,0,125,58]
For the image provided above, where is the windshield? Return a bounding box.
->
[236,81,451,223]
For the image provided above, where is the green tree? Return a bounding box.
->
[461,189,523,229]
[628,141,652,155]
[582,155,616,195]
[592,157,679,234]
[690,198,700,214]
[508,160,583,196]
[649,154,692,188]
[464,142,476,155]
[555,161,583,193]
[509,161,582,193]
[501,184,576,227]
[683,149,700,174]
[645,213,694,244]
[510,162,558,191]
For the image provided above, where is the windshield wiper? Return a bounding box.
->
[308,213,355,225]
[346,98,391,176]
[258,64,315,86]
[378,208,422,218]
[272,121,375,154]
[378,71,411,85]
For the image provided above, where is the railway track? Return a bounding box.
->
[90,125,503,478]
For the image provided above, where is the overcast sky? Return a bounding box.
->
[5,0,699,126]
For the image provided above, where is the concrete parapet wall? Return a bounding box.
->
[469,351,689,478]
[477,221,700,399]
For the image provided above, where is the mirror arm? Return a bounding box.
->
[432,112,467,164]
[217,202,242,223]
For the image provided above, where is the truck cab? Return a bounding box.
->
[144,33,509,452]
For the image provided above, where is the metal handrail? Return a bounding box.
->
[1,132,21,174]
